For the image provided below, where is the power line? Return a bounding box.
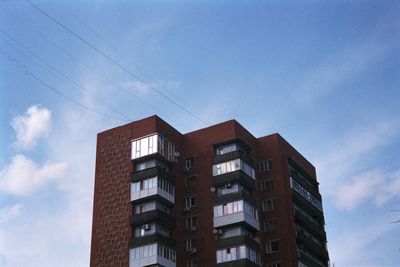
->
[0,8,170,121]
[0,47,129,123]
[0,28,132,122]
[64,6,191,108]
[0,8,190,131]
[24,0,208,126]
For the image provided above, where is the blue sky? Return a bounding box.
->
[0,1,399,266]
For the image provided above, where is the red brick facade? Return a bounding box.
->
[90,115,329,267]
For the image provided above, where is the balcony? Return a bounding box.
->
[131,133,177,163]
[129,233,176,248]
[214,211,260,231]
[215,191,253,206]
[130,210,176,229]
[293,210,326,240]
[214,170,255,190]
[213,150,254,167]
[129,242,176,267]
[131,186,174,204]
[216,235,260,251]
[292,190,323,218]
[132,166,174,184]
[297,232,328,262]
[216,259,260,267]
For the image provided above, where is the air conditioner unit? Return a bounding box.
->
[190,226,196,232]
[142,224,150,230]
[190,248,197,254]
[183,167,190,173]
[183,206,190,212]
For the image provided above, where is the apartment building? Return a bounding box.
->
[90,115,329,267]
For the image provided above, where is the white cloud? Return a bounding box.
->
[315,120,398,197]
[0,204,23,224]
[336,170,400,210]
[120,80,152,95]
[11,105,51,150]
[0,154,68,196]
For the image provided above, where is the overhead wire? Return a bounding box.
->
[24,0,208,126]
[0,27,132,122]
[0,7,189,131]
[63,6,190,107]
[0,46,129,123]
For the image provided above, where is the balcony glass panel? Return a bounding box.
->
[131,177,175,203]
[214,200,259,230]
[132,134,176,161]
[216,245,260,265]
[213,159,255,179]
[130,243,176,267]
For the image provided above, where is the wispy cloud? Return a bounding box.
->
[337,169,400,210]
[0,204,23,224]
[316,120,399,198]
[11,105,51,150]
[0,154,68,196]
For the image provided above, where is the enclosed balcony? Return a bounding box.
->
[214,200,260,231]
[216,244,260,267]
[131,176,174,204]
[131,133,177,162]
[129,242,176,267]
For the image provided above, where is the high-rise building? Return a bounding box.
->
[90,115,329,267]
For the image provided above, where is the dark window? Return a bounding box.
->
[185,157,194,170]
[267,263,281,267]
[262,199,275,212]
[185,196,196,208]
[187,260,198,267]
[266,240,279,254]
[264,218,277,232]
[185,176,196,188]
[186,239,197,250]
[186,216,197,228]
[260,179,273,192]
[260,160,272,172]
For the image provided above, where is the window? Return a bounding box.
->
[267,262,281,267]
[186,239,197,251]
[216,183,241,196]
[185,176,196,188]
[187,260,197,267]
[186,216,197,229]
[185,157,194,170]
[212,159,255,179]
[130,243,157,261]
[260,179,273,192]
[262,199,275,212]
[216,245,259,264]
[135,159,156,171]
[134,201,156,214]
[215,143,242,155]
[185,196,196,208]
[260,160,272,172]
[214,200,258,219]
[131,134,176,161]
[264,218,277,232]
[266,240,279,254]
[131,177,157,193]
